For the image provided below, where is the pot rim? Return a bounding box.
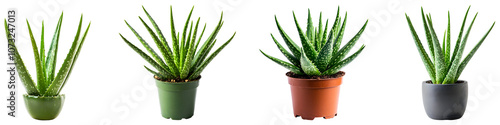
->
[422,80,467,85]
[286,71,345,81]
[288,75,343,88]
[153,75,201,84]
[23,94,65,99]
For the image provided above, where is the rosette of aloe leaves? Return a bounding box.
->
[405,6,495,84]
[119,6,236,82]
[260,7,368,76]
[4,13,90,96]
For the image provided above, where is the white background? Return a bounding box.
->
[1,0,500,125]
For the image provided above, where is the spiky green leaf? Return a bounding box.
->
[420,8,435,62]
[445,12,451,64]
[194,24,207,53]
[332,13,347,54]
[180,19,200,79]
[271,34,300,66]
[5,19,40,95]
[170,6,180,65]
[443,13,478,84]
[44,21,89,96]
[299,49,321,75]
[426,14,446,84]
[405,14,436,83]
[26,20,46,94]
[142,6,175,65]
[331,19,367,67]
[455,22,495,81]
[454,23,495,81]
[320,19,329,48]
[292,12,318,61]
[125,20,168,72]
[120,34,173,78]
[179,7,195,67]
[44,13,63,85]
[317,12,324,50]
[191,13,224,73]
[448,6,471,70]
[322,45,365,75]
[314,27,336,71]
[56,22,91,95]
[260,50,303,75]
[306,9,314,42]
[144,66,167,80]
[331,7,341,53]
[274,16,301,58]
[180,21,193,68]
[189,33,236,79]
[138,17,181,76]
[40,21,46,75]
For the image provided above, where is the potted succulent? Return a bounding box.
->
[4,13,90,120]
[260,8,368,120]
[405,6,495,120]
[119,6,236,120]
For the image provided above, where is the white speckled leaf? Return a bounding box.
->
[5,20,40,95]
[260,50,303,75]
[271,34,299,66]
[189,33,236,79]
[425,14,446,84]
[274,16,301,58]
[44,13,63,87]
[300,49,321,76]
[26,21,46,94]
[455,22,495,81]
[293,12,318,62]
[331,19,367,67]
[323,45,365,75]
[443,12,478,84]
[44,23,89,96]
[405,14,436,83]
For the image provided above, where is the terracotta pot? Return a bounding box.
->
[23,94,65,120]
[287,73,343,120]
[156,78,199,120]
[422,80,468,120]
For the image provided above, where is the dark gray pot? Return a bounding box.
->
[422,80,468,120]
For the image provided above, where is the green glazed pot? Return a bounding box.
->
[156,78,199,120]
[23,94,65,120]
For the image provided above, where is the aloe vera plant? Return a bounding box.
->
[120,6,236,82]
[405,6,495,84]
[4,13,90,96]
[260,8,368,76]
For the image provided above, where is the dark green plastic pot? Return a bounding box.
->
[156,78,199,120]
[23,94,65,120]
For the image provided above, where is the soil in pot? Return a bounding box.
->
[23,94,65,120]
[156,77,200,120]
[287,71,345,120]
[422,80,468,120]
